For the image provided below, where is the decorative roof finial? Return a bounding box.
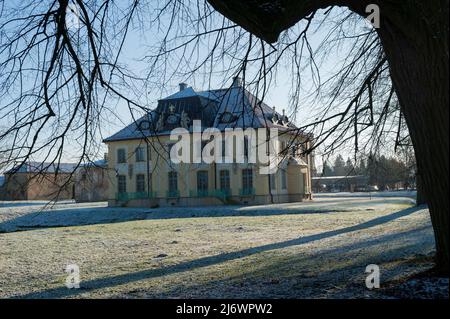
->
[179,83,187,91]
[282,109,289,126]
[271,106,279,124]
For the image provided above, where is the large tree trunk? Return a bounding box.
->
[208,0,449,274]
[416,172,427,206]
[375,2,449,274]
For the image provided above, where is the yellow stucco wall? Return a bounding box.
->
[105,131,312,204]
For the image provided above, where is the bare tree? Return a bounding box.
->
[208,0,449,274]
[0,0,447,273]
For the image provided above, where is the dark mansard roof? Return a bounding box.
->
[6,162,77,174]
[103,79,297,143]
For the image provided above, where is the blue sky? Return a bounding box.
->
[0,2,373,171]
[95,4,364,172]
[100,5,354,138]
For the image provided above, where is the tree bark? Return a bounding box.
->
[376,2,449,274]
[208,0,449,274]
[416,172,427,206]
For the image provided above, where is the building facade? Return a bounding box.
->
[0,162,76,200]
[74,159,110,202]
[103,78,313,207]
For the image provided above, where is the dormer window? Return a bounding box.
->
[138,120,150,130]
[220,112,235,124]
[166,114,179,125]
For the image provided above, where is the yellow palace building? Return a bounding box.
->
[103,78,313,207]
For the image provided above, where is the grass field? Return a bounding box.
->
[0,192,444,298]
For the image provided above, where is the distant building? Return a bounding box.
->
[74,159,110,202]
[312,175,369,193]
[0,162,76,200]
[103,78,313,207]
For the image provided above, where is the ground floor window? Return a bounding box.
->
[219,170,230,191]
[168,171,178,192]
[242,169,253,190]
[197,171,208,193]
[118,175,126,193]
[136,174,145,192]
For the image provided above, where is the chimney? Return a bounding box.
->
[179,83,187,91]
[282,109,289,125]
[232,76,242,87]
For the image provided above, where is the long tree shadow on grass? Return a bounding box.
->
[13,205,426,299]
[140,226,434,298]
